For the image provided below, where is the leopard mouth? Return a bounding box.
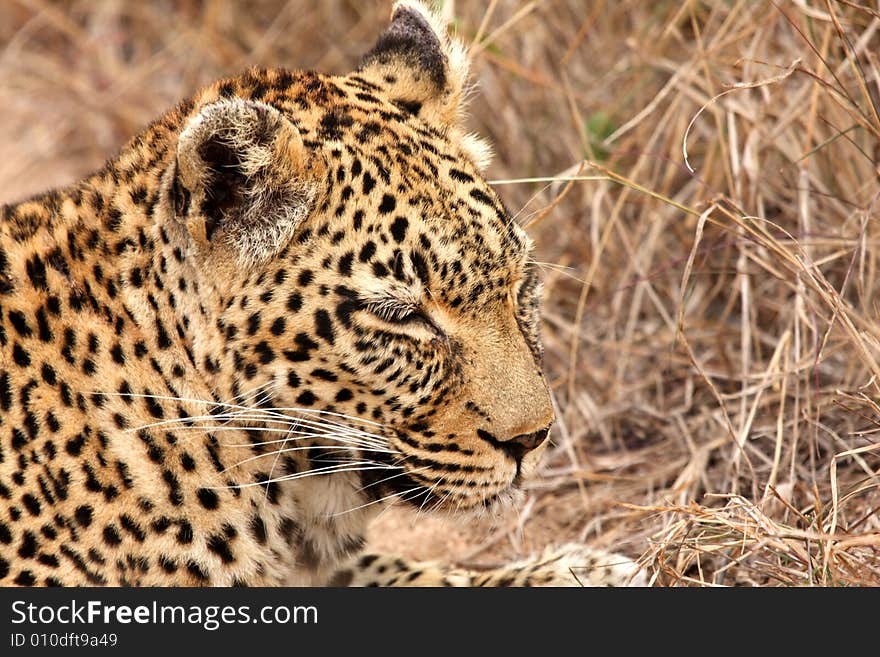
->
[359,446,524,513]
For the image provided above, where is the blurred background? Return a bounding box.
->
[3,0,880,586]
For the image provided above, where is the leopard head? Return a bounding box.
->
[164,1,552,514]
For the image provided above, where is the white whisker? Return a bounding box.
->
[221,445,399,475]
[331,486,422,517]
[100,390,384,430]
[354,464,431,494]
[159,425,389,450]
[213,462,398,489]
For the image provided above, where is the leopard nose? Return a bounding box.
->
[478,426,550,462]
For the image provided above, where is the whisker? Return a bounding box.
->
[230,379,278,406]
[127,411,388,443]
[160,425,389,450]
[426,488,455,515]
[263,419,294,507]
[100,391,383,430]
[221,445,399,475]
[331,486,422,517]
[354,464,431,494]
[413,480,443,521]
[212,462,398,489]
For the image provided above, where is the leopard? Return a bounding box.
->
[0,1,643,587]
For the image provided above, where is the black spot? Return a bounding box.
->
[156,319,172,349]
[449,168,474,183]
[207,533,235,563]
[0,372,11,410]
[362,172,376,195]
[35,307,52,341]
[359,241,376,262]
[151,516,171,534]
[65,434,85,456]
[74,505,93,527]
[319,108,354,140]
[45,411,60,432]
[8,310,32,337]
[120,514,146,542]
[394,98,422,115]
[311,368,338,382]
[314,309,335,345]
[14,570,36,586]
[21,494,40,516]
[186,560,209,582]
[249,515,267,545]
[470,188,496,207]
[270,317,286,336]
[40,363,57,385]
[287,291,303,313]
[18,531,37,559]
[197,488,219,510]
[180,452,196,471]
[177,520,193,544]
[296,390,317,406]
[247,312,261,336]
[102,525,122,546]
[26,255,48,290]
[390,216,408,243]
[144,394,165,419]
[410,250,430,286]
[12,343,30,367]
[279,517,301,545]
[338,252,354,276]
[254,341,276,364]
[378,194,396,214]
[162,469,183,506]
[11,428,26,450]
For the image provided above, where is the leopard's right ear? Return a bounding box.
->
[170,97,325,267]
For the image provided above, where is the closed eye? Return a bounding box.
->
[365,299,420,323]
[363,298,440,334]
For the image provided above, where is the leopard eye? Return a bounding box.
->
[364,301,441,335]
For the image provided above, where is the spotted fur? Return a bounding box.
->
[0,1,641,587]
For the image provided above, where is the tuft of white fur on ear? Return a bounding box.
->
[175,98,324,268]
[459,131,493,171]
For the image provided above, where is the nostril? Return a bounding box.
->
[512,429,548,452]
[507,429,548,461]
[477,427,549,462]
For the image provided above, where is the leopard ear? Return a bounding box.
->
[173,97,325,267]
[357,1,470,129]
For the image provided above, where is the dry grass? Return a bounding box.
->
[2,0,880,586]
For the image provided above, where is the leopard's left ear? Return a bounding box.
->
[357,1,470,129]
